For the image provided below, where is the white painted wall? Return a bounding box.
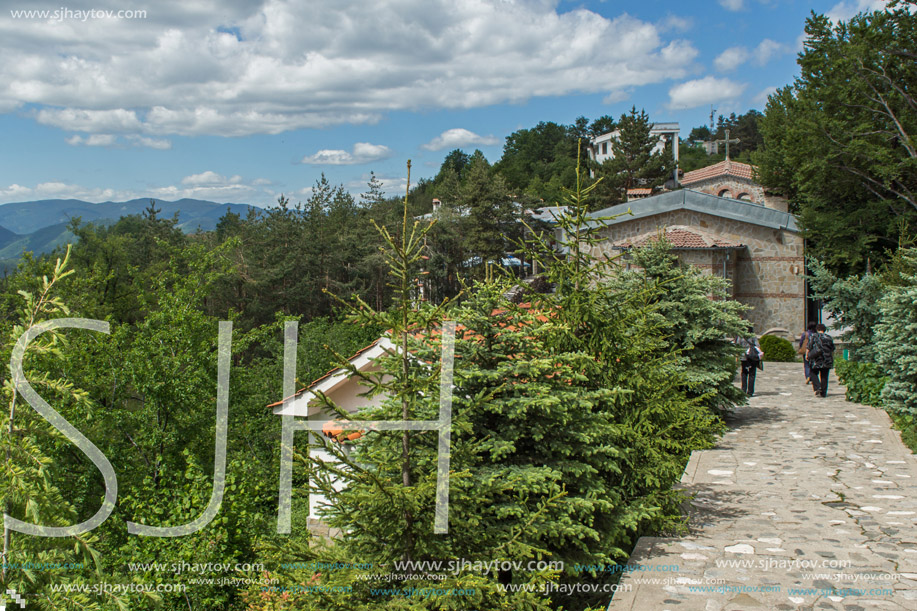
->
[273,339,394,521]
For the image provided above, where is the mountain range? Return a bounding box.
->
[0,198,255,273]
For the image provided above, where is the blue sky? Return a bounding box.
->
[0,0,888,208]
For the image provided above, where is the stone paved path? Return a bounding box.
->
[607,362,917,611]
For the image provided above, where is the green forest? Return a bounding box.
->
[0,2,915,610]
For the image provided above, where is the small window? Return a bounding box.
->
[737,192,752,202]
[718,189,732,198]
[601,142,608,155]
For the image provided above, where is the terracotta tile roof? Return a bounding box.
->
[267,303,558,409]
[617,226,743,249]
[627,188,653,196]
[680,160,755,186]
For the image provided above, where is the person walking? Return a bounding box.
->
[798,321,817,385]
[735,331,763,397]
[807,323,835,397]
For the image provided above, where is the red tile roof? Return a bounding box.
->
[617,226,742,249]
[680,160,755,186]
[627,188,653,196]
[267,304,558,408]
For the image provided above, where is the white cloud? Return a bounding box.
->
[657,14,693,33]
[826,0,888,23]
[715,39,788,72]
[0,175,280,207]
[752,86,779,108]
[421,128,501,151]
[181,170,232,186]
[0,0,700,137]
[667,76,748,109]
[603,90,631,104]
[719,0,745,11]
[301,142,393,165]
[10,181,127,202]
[345,174,408,198]
[35,108,143,133]
[127,135,172,149]
[753,39,788,65]
[64,133,172,149]
[0,184,33,202]
[714,46,750,72]
[66,134,117,147]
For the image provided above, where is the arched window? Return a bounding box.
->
[718,189,732,198]
[737,192,752,201]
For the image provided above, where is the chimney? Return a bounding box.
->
[432,198,441,213]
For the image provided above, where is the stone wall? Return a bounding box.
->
[683,177,788,212]
[593,209,805,335]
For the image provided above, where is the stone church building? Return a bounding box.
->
[679,159,789,212]
[587,160,805,337]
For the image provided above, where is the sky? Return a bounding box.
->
[0,0,890,208]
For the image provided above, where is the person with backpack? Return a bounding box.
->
[735,331,763,397]
[798,321,817,385]
[807,323,835,398]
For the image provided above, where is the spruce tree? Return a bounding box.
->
[876,248,917,413]
[605,237,748,414]
[591,107,674,210]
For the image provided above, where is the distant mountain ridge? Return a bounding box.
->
[0,198,257,273]
[0,197,256,235]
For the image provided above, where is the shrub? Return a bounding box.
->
[835,359,887,407]
[607,238,749,415]
[808,257,885,362]
[876,249,917,415]
[888,411,917,454]
[759,334,796,362]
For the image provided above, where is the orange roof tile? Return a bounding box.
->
[680,160,755,186]
[322,420,363,441]
[626,188,653,195]
[618,226,742,249]
[267,304,559,408]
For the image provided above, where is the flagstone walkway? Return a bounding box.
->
[607,362,917,611]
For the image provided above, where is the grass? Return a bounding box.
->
[888,411,917,454]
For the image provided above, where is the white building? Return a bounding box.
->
[271,337,393,527]
[588,122,680,166]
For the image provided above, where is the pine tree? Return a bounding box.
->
[591,107,674,209]
[876,248,917,413]
[456,152,517,271]
[606,237,749,414]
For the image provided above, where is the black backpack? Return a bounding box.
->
[809,332,834,361]
[740,336,759,361]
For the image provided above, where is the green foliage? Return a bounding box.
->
[754,5,917,274]
[715,111,764,157]
[455,152,519,272]
[875,248,917,414]
[759,335,797,362]
[591,107,674,209]
[265,154,726,611]
[807,259,885,362]
[887,410,917,455]
[521,150,725,607]
[605,238,748,414]
[835,359,888,407]
[494,121,578,204]
[0,247,119,610]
